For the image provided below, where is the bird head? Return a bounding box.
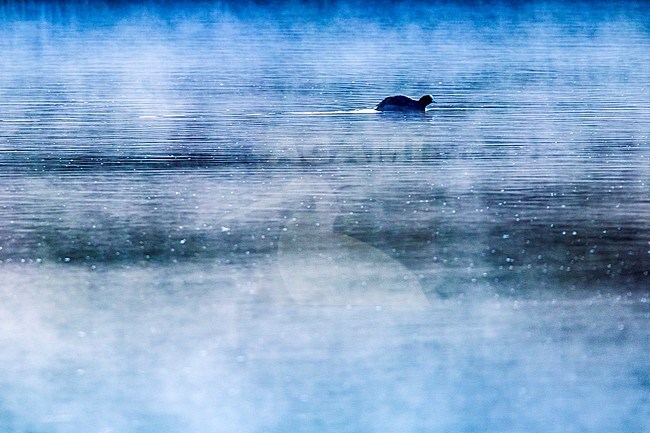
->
[419,95,435,106]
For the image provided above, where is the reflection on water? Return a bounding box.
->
[0,1,649,432]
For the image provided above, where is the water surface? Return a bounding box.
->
[0,2,649,432]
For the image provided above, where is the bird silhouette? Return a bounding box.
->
[375,95,435,112]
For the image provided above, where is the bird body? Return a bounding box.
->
[376,95,434,112]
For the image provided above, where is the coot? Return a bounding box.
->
[376,94,435,112]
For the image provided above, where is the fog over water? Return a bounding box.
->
[0,1,649,432]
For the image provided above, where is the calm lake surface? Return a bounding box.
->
[1,1,649,432]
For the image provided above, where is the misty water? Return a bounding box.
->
[1,2,649,432]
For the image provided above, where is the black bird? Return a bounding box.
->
[375,95,435,112]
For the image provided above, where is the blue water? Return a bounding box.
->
[0,1,649,432]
